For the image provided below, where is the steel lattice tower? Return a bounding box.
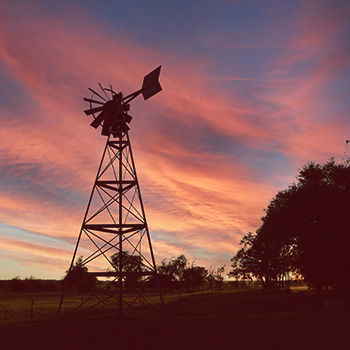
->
[56,67,166,325]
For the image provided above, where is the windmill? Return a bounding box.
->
[56,66,166,325]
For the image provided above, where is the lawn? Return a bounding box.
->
[1,289,349,350]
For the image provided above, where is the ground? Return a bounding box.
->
[1,290,350,350]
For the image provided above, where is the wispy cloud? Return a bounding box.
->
[0,0,349,277]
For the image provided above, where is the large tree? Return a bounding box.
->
[182,265,208,292]
[230,159,350,309]
[229,230,295,290]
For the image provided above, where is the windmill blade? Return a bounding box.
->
[83,97,105,105]
[84,106,104,116]
[115,111,132,124]
[124,113,132,124]
[98,83,110,100]
[101,113,114,136]
[90,110,109,129]
[103,88,116,95]
[88,87,107,102]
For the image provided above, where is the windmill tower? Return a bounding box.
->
[56,67,166,325]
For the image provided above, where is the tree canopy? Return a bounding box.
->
[63,255,98,292]
[110,251,144,289]
[229,159,350,309]
[156,255,222,291]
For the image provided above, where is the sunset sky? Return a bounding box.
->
[0,0,349,280]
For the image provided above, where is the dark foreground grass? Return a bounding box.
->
[1,290,350,350]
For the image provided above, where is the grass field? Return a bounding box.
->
[1,289,349,350]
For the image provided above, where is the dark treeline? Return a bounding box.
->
[0,255,227,293]
[0,276,62,292]
[63,253,227,293]
[229,158,350,312]
[153,254,225,291]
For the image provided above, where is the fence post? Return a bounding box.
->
[81,297,83,320]
[30,297,34,323]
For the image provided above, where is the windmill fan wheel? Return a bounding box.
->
[83,84,132,137]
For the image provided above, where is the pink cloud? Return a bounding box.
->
[0,236,70,258]
[291,0,348,52]
[0,191,83,239]
[0,236,72,276]
[0,0,349,278]
[244,1,350,168]
[0,6,276,232]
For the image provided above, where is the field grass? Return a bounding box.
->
[0,291,62,325]
[1,289,350,350]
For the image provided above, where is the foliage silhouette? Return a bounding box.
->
[230,159,350,309]
[110,251,144,289]
[156,255,210,291]
[208,265,226,290]
[63,255,97,292]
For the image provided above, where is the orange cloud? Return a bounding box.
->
[0,0,349,278]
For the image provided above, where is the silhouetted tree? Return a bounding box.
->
[208,265,226,290]
[231,159,350,308]
[156,254,208,291]
[63,255,97,292]
[157,254,188,289]
[182,264,208,292]
[228,231,293,290]
[110,251,143,289]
